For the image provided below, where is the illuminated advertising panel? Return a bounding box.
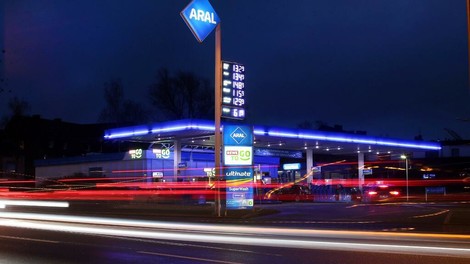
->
[225,167,254,208]
[125,149,173,160]
[282,163,301,170]
[221,61,245,120]
[224,165,254,209]
[223,125,253,146]
[223,146,253,166]
[128,149,144,159]
[152,172,164,178]
[152,148,171,159]
[223,125,253,209]
[222,106,245,120]
[180,0,220,43]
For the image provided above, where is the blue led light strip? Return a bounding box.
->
[266,131,440,150]
[104,130,149,139]
[104,120,441,151]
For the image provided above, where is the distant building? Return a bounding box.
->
[0,115,122,179]
[440,140,470,158]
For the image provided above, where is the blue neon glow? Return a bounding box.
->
[104,129,149,139]
[253,129,266,135]
[192,125,215,131]
[151,125,190,134]
[104,120,441,151]
[266,130,440,150]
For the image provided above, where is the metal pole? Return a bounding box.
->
[214,23,222,217]
[405,158,409,202]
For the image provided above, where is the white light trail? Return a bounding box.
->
[0,200,69,208]
[0,212,469,258]
[0,212,468,241]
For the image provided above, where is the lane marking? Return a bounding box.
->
[412,209,450,218]
[138,251,243,264]
[0,234,59,244]
[107,235,282,256]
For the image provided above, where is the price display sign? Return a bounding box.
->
[221,61,245,120]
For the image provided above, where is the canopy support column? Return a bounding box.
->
[358,152,364,191]
[306,148,314,185]
[173,139,181,182]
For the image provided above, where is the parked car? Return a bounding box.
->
[266,184,313,202]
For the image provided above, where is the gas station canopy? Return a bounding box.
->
[104,119,441,156]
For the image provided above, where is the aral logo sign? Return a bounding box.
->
[223,125,253,146]
[180,0,220,43]
[230,127,247,144]
[188,8,217,24]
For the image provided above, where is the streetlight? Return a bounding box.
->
[400,154,409,201]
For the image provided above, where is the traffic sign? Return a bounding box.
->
[180,0,220,43]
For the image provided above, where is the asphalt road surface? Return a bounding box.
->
[0,201,469,263]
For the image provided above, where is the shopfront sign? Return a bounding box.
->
[152,171,164,178]
[152,148,171,159]
[128,149,143,159]
[282,163,301,170]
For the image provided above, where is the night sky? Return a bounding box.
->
[1,0,469,140]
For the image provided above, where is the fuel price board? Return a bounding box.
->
[221,61,245,120]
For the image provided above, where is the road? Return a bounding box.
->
[0,201,469,263]
[249,202,470,233]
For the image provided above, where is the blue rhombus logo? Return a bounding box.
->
[230,127,247,144]
[180,0,220,43]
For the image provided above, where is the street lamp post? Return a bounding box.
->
[401,155,409,201]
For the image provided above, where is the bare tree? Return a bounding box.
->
[297,120,313,130]
[100,79,124,122]
[99,79,149,124]
[1,97,31,127]
[149,68,213,120]
[8,97,30,117]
